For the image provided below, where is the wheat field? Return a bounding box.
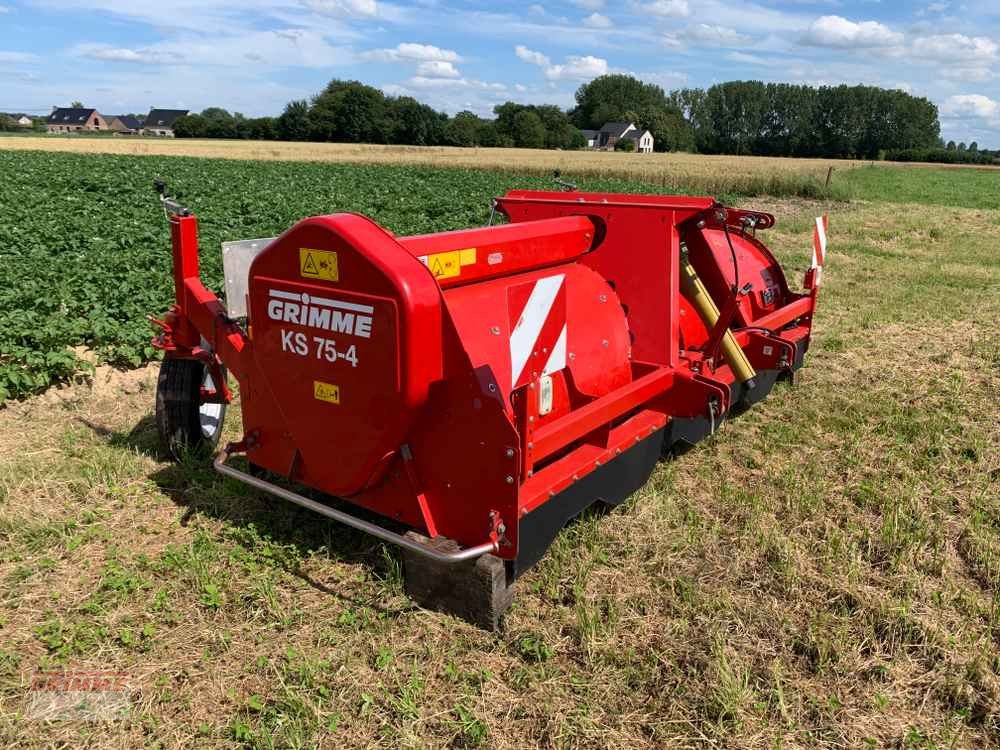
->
[1,136,863,195]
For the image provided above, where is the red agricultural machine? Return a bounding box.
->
[151,179,827,627]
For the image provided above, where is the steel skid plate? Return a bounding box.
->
[221,237,274,318]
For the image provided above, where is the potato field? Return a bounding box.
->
[0,150,707,403]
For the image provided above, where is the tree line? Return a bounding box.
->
[167,74,993,162]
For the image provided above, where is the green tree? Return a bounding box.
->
[445,111,483,147]
[615,138,635,152]
[568,128,588,149]
[571,74,668,129]
[946,140,957,150]
[309,80,388,143]
[511,110,546,148]
[277,100,310,141]
[70,100,84,109]
[172,114,208,138]
[387,97,446,145]
[969,141,979,152]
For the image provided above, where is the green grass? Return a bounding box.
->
[841,164,1000,210]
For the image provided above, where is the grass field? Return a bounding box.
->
[1,147,998,748]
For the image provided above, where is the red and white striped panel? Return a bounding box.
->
[508,274,567,390]
[811,215,829,287]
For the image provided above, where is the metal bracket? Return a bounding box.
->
[214,445,499,564]
[704,283,752,365]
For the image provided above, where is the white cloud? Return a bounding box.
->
[515,45,550,67]
[685,24,751,47]
[662,33,684,50]
[641,0,690,18]
[0,50,39,63]
[85,47,146,62]
[302,0,377,17]
[571,0,605,10]
[726,51,777,66]
[516,45,607,81]
[415,60,459,78]
[407,76,505,91]
[801,15,903,48]
[583,12,612,28]
[942,94,999,121]
[362,42,462,63]
[72,29,347,69]
[514,83,527,92]
[911,34,997,63]
[940,67,995,83]
[545,54,608,81]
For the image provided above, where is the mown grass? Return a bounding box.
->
[1,166,998,748]
[841,164,1000,210]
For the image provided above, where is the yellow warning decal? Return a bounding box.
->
[422,248,476,280]
[313,381,340,404]
[299,248,339,282]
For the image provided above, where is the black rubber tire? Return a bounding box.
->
[155,358,227,460]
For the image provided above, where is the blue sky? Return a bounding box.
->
[2,0,999,147]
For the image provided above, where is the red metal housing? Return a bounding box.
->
[154,190,819,576]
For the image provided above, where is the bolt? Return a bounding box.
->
[615,448,621,455]
[595,460,601,467]
[505,475,514,484]
[488,383,497,393]
[490,326,500,335]
[599,294,607,303]
[569,352,576,360]
[549,490,555,498]
[527,441,533,449]
[505,448,514,458]
[572,474,579,481]
[602,340,609,347]
[527,470,533,478]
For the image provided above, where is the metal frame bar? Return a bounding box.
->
[213,447,498,564]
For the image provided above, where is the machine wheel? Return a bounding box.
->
[156,358,227,460]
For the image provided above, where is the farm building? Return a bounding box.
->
[108,115,143,135]
[46,107,109,133]
[589,122,654,153]
[143,109,188,137]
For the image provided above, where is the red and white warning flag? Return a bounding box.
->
[810,214,829,288]
[508,274,567,389]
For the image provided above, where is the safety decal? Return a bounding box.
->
[418,248,476,280]
[299,248,339,282]
[508,274,567,389]
[313,381,340,404]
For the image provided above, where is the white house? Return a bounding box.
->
[588,122,654,153]
[16,115,32,127]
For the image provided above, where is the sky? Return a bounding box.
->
[1,0,999,148]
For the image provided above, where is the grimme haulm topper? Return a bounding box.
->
[151,180,827,627]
